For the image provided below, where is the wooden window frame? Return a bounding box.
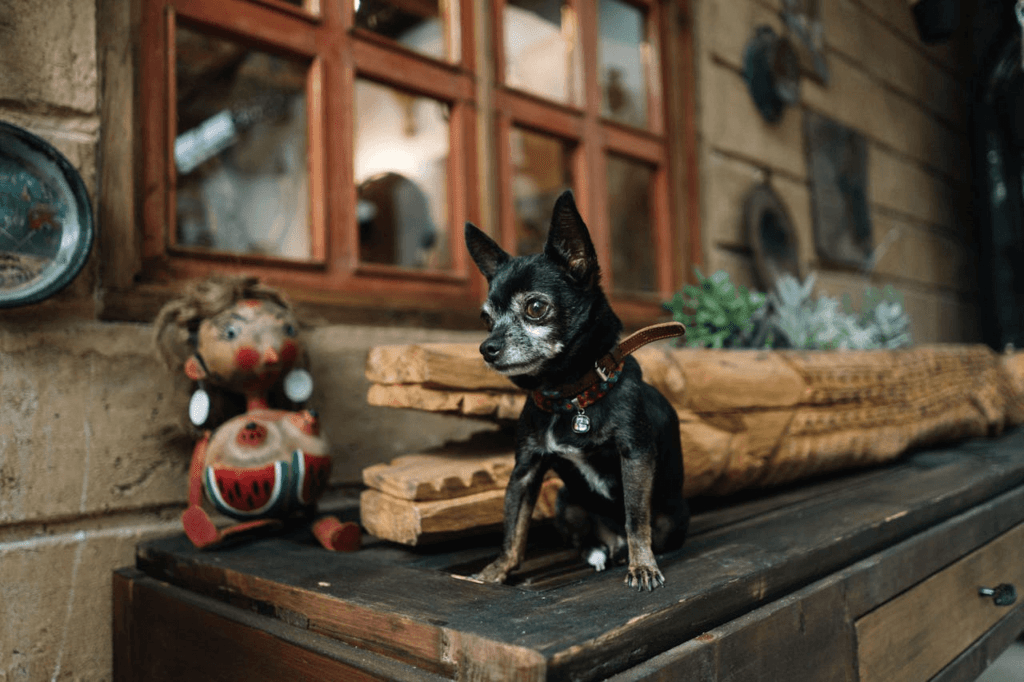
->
[96,0,700,327]
[492,0,694,325]
[119,0,482,322]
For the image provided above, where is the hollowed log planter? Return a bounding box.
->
[361,344,1024,545]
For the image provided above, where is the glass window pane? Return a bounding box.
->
[355,0,449,61]
[509,128,573,256]
[504,0,581,106]
[606,154,656,293]
[598,0,649,128]
[354,79,451,270]
[174,25,312,260]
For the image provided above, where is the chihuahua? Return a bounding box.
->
[465,190,688,591]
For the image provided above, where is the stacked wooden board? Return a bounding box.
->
[363,343,1024,545]
[360,436,563,545]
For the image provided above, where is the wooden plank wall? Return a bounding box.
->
[693,0,975,344]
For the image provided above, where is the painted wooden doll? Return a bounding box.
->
[155,275,359,551]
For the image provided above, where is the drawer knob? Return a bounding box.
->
[978,584,1017,607]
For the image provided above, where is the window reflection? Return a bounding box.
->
[174,24,312,260]
[598,0,649,128]
[607,154,656,293]
[504,0,581,105]
[354,79,451,270]
[510,128,573,256]
[355,0,450,61]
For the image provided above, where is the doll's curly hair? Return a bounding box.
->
[154,274,295,373]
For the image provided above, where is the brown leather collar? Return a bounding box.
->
[534,321,686,402]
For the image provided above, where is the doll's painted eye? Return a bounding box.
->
[223,324,241,341]
[525,299,548,320]
[284,323,297,337]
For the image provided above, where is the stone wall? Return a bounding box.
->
[0,0,976,678]
[695,0,976,343]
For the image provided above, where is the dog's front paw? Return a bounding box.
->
[475,557,514,584]
[625,563,665,591]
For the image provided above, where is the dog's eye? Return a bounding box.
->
[481,311,494,331]
[524,299,549,320]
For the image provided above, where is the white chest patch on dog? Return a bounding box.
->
[545,421,613,500]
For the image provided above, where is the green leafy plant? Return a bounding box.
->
[664,268,768,348]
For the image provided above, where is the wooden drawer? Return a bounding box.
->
[856,522,1024,682]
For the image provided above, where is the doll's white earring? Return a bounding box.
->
[283,368,314,403]
[189,382,211,426]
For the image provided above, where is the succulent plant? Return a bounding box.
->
[664,271,913,351]
[664,268,769,348]
[857,285,913,349]
[766,274,913,350]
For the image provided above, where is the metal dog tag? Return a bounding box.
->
[571,398,591,434]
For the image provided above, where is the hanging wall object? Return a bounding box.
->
[744,183,805,290]
[781,0,829,84]
[0,121,94,308]
[742,25,801,124]
[908,0,960,45]
[804,111,872,269]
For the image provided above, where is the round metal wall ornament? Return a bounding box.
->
[742,25,801,124]
[0,120,94,307]
[744,183,804,291]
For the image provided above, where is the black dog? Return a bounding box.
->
[465,190,688,590]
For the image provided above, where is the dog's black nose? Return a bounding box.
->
[480,338,503,363]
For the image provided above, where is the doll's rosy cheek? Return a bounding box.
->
[235,347,260,370]
[280,340,298,365]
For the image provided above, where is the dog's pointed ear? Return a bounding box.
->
[465,222,510,281]
[544,190,600,287]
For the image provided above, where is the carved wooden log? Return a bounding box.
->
[362,343,1024,544]
[367,344,1024,492]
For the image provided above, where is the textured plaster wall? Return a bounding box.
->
[694,0,977,343]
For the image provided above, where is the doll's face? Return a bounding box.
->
[186,299,300,394]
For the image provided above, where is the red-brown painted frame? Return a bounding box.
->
[140,0,481,312]
[491,0,692,323]
[131,0,699,324]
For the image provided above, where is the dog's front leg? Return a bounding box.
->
[620,452,664,591]
[476,454,545,584]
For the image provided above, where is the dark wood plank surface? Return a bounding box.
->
[134,429,1024,681]
[113,569,448,682]
[608,485,1024,682]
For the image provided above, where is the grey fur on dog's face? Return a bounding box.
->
[480,290,564,376]
[465,191,608,385]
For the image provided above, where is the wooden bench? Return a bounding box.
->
[114,428,1024,681]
